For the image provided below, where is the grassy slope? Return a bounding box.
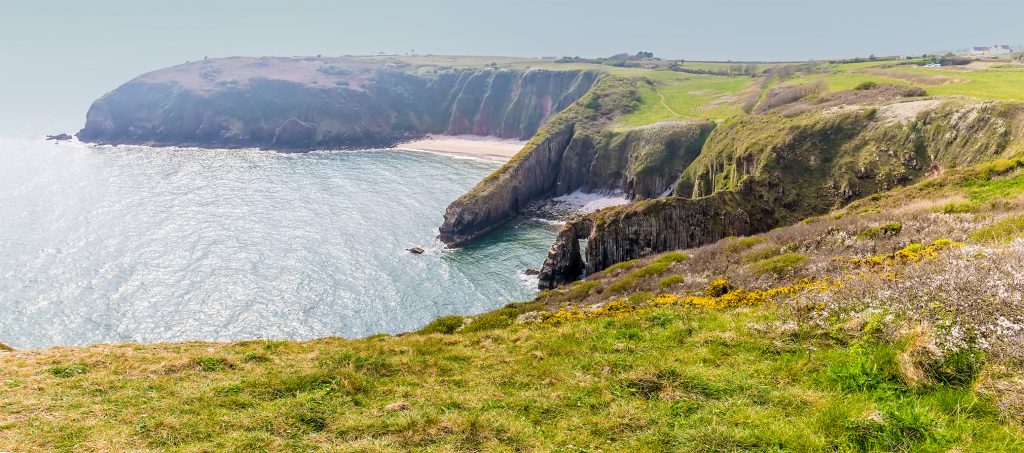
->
[5,165,1024,452]
[1,300,1019,451]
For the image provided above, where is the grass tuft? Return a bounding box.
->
[418,315,465,335]
[969,214,1024,242]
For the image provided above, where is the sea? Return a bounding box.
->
[0,139,558,348]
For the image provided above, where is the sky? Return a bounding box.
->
[1,0,1022,138]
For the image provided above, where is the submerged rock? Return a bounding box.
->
[46,133,73,141]
[407,247,425,254]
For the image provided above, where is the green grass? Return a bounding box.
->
[417,315,465,334]
[461,308,518,333]
[3,304,1019,451]
[916,67,1024,100]
[724,236,765,253]
[748,253,809,276]
[857,222,903,240]
[964,174,1024,203]
[970,214,1024,242]
[740,246,782,263]
[618,75,751,127]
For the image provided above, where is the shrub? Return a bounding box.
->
[608,276,638,294]
[603,259,639,274]
[626,292,655,305]
[748,253,809,276]
[705,279,733,297]
[655,252,690,264]
[854,81,878,90]
[741,245,782,263]
[565,281,599,299]
[755,79,828,112]
[658,275,684,288]
[48,363,88,378]
[724,236,764,253]
[856,222,903,240]
[632,261,671,278]
[462,309,517,333]
[418,315,464,335]
[940,200,979,214]
[969,214,1024,242]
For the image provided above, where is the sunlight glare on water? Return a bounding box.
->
[0,139,556,348]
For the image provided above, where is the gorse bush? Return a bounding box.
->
[854,81,879,90]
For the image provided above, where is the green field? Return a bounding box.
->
[368,55,1024,130]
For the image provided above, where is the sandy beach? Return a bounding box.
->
[396,135,526,160]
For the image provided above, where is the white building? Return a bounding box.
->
[970,45,1013,57]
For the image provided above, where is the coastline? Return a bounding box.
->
[396,135,526,161]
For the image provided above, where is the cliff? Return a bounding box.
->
[77,57,597,150]
[539,98,1024,286]
[438,77,715,245]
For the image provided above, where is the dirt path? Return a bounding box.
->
[656,88,681,116]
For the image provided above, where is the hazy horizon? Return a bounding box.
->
[2,0,1022,138]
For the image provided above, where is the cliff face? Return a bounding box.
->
[438,76,716,245]
[77,57,597,150]
[539,99,1024,287]
[438,119,715,245]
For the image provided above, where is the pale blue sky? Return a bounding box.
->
[1,0,1021,137]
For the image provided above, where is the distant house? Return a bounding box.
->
[970,45,1013,57]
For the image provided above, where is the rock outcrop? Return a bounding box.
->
[77,57,598,150]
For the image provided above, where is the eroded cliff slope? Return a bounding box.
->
[438,77,715,245]
[538,98,1024,287]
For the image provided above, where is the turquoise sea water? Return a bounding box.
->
[0,139,556,348]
